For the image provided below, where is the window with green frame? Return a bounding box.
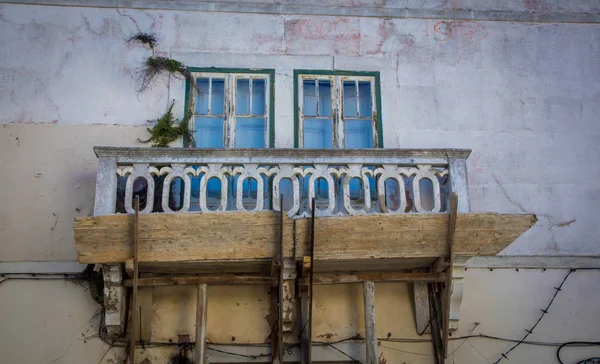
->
[293,70,383,149]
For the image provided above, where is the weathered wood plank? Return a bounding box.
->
[74,212,537,265]
[195,283,208,364]
[75,211,294,264]
[442,193,458,358]
[124,272,443,287]
[363,281,378,364]
[294,213,537,259]
[129,197,140,364]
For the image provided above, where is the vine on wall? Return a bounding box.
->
[128,32,196,147]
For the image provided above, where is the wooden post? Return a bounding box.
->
[195,283,208,364]
[442,193,458,358]
[429,283,445,364]
[276,195,284,364]
[307,198,317,364]
[363,281,378,364]
[129,196,140,364]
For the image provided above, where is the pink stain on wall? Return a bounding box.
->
[429,20,488,63]
[298,19,360,41]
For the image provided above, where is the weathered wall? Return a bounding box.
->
[1,268,599,363]
[0,2,599,363]
[1,2,599,260]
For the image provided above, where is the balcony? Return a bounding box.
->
[77,146,536,341]
[93,147,472,217]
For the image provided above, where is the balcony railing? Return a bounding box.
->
[93,147,471,217]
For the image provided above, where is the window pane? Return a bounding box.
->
[344,119,373,148]
[318,80,332,117]
[194,117,223,148]
[211,78,225,115]
[236,78,250,115]
[303,80,317,116]
[358,81,372,117]
[343,81,357,117]
[195,78,210,115]
[304,118,333,148]
[252,79,266,116]
[236,118,265,148]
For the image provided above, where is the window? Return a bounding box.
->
[294,70,382,149]
[186,69,275,148]
[294,70,383,205]
[185,68,275,208]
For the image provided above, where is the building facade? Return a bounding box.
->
[0,1,599,363]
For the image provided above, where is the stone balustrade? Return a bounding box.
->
[93,147,471,217]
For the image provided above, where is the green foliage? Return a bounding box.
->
[139,100,194,148]
[139,56,194,93]
[127,32,158,49]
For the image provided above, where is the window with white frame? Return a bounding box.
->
[295,71,381,149]
[295,70,382,205]
[187,69,274,206]
[190,70,274,148]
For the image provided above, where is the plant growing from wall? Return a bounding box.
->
[128,31,197,147]
[138,99,194,147]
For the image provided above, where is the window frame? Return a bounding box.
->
[293,69,383,149]
[184,67,276,148]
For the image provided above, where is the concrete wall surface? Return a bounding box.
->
[1,268,599,363]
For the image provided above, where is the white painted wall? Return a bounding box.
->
[1,2,599,259]
[0,2,599,363]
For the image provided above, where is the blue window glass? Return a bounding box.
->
[304,118,333,149]
[236,118,265,148]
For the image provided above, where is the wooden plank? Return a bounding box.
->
[124,271,443,287]
[195,283,208,364]
[74,211,294,264]
[276,202,284,364]
[294,213,537,259]
[129,197,140,364]
[306,197,316,364]
[74,212,537,265]
[125,275,277,287]
[310,271,444,284]
[413,269,431,334]
[363,281,378,364]
[442,193,458,358]
[429,283,445,364]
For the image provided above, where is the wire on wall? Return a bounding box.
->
[492,269,574,364]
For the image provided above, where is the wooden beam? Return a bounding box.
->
[125,275,277,287]
[429,283,445,364]
[124,271,444,287]
[74,212,537,266]
[309,271,444,285]
[363,281,378,364]
[442,193,458,358]
[275,201,284,364]
[195,283,208,364]
[129,196,140,364]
